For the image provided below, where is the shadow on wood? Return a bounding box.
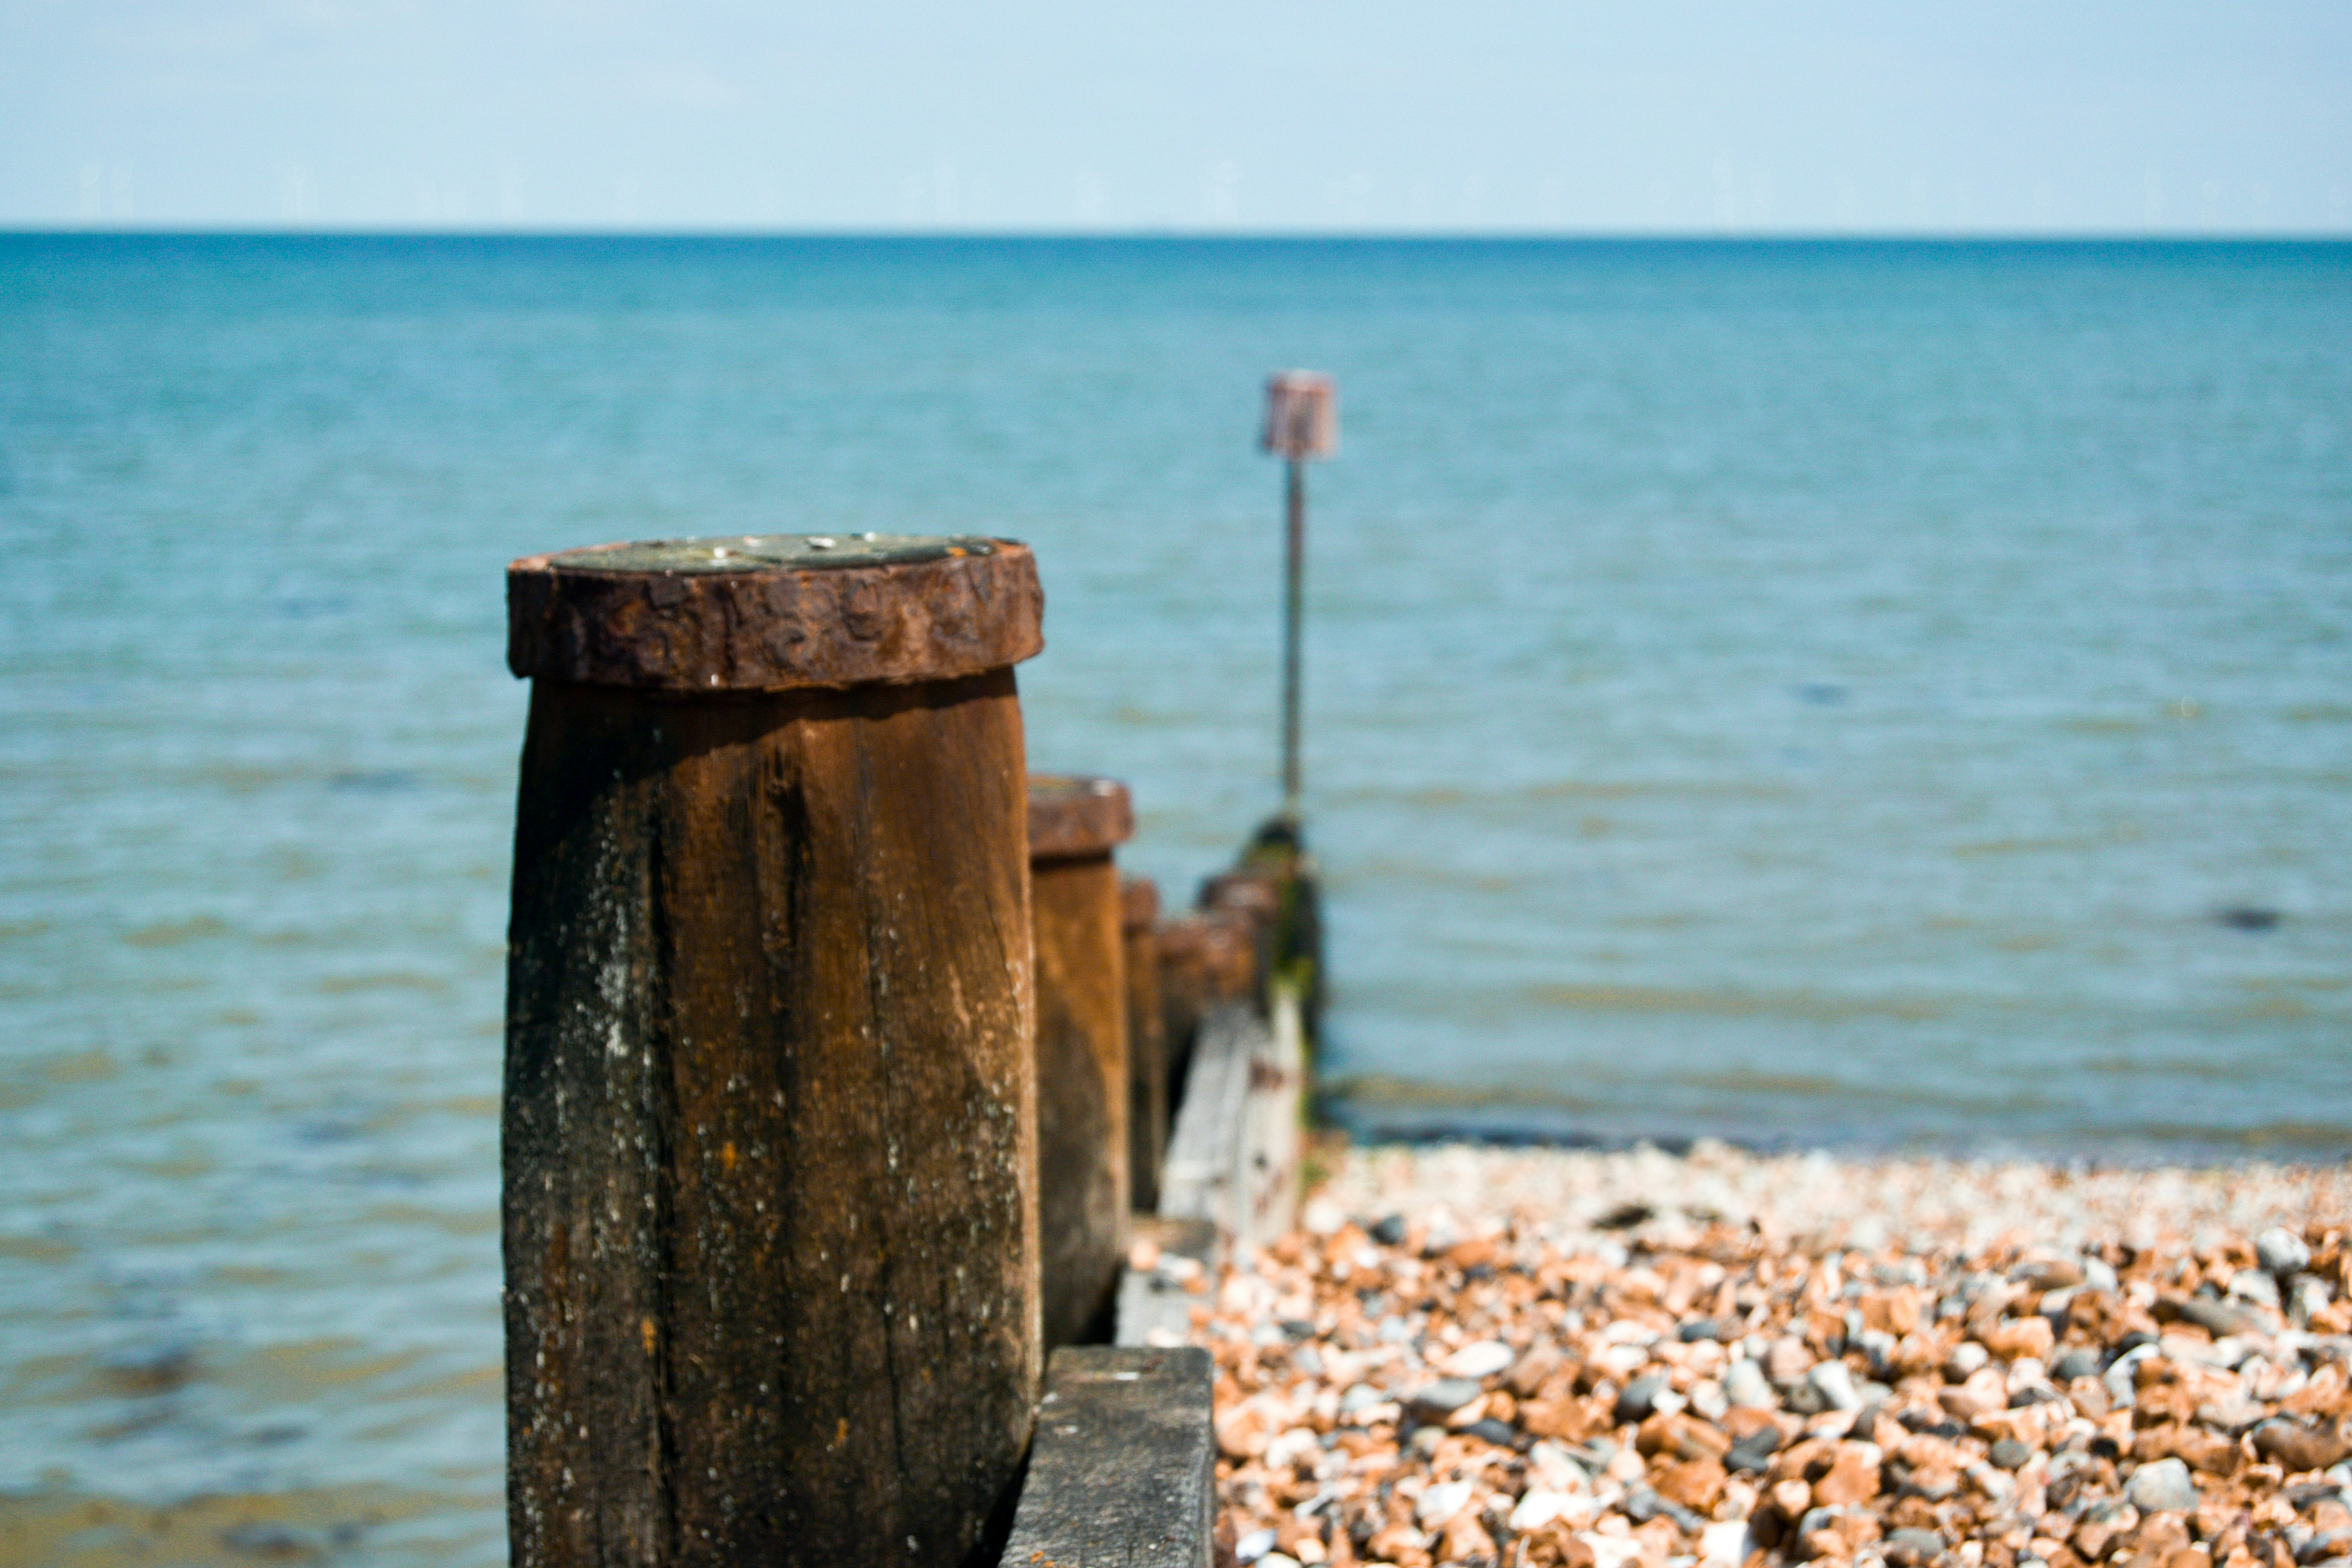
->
[1122,878,1167,1217]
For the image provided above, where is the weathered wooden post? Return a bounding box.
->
[1152,911,1258,1117]
[1120,878,1167,1214]
[1027,774,1134,1347]
[502,533,1045,1568]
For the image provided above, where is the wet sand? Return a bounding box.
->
[0,1482,495,1567]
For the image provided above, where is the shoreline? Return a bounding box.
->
[1316,1086,2352,1171]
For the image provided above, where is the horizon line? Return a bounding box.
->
[7,224,2351,244]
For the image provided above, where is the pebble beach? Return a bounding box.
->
[1188,1143,2352,1568]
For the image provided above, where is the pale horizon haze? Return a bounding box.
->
[3,0,2349,234]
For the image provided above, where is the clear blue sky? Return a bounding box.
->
[4,0,2347,233]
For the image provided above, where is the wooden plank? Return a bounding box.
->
[1000,1346,1215,1568]
[1152,985,1303,1261]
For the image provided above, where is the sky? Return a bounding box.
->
[3,0,2348,234]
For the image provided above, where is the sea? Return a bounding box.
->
[1,234,2347,1560]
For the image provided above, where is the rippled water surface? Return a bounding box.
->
[1,236,2348,1559]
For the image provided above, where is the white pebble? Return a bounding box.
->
[2257,1227,2312,1275]
[1510,1490,1576,1532]
[1701,1521,1754,1566]
[1417,1479,1474,1528]
[1441,1339,1515,1379]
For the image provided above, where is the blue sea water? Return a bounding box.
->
[0,235,2348,1556]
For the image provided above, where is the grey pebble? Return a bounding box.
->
[2126,1457,2200,1514]
[1797,1506,1849,1540]
[2106,1344,2156,1408]
[1616,1373,1671,1425]
[1408,1378,1485,1420]
[2199,1397,2269,1433]
[2231,1270,2283,1311]
[1572,1438,1619,1474]
[2172,1297,2261,1337]
[1371,1214,1407,1246]
[1623,1488,1710,1534]
[1990,1437,2033,1471]
[2051,1348,2103,1382]
[1887,1528,1948,1561]
[2302,1532,2352,1561]
[1726,1428,1782,1475]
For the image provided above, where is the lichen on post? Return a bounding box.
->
[1027,774,1135,1348]
[502,533,1045,1568]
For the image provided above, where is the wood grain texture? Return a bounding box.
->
[1000,1346,1216,1568]
[507,538,1044,691]
[503,670,1038,1568]
[1157,995,1303,1259]
[1029,849,1128,1350]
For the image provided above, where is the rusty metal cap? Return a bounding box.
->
[1119,878,1160,932]
[507,533,1044,690]
[1027,775,1134,861]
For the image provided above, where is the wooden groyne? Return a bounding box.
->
[501,532,1316,1568]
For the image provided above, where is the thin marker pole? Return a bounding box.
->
[1282,454,1306,815]
[1260,371,1334,820]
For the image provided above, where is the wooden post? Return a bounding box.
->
[1120,878,1167,1215]
[1027,775,1134,1348]
[1151,911,1258,1122]
[501,534,1046,1568]
[1201,869,1282,1009]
